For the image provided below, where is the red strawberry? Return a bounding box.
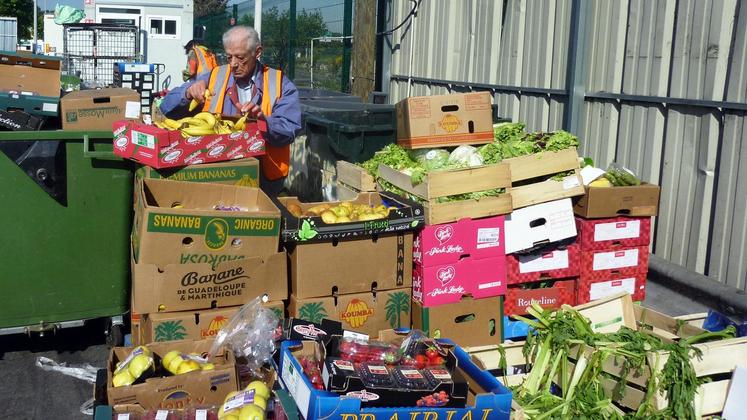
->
[415,354,428,369]
[425,347,439,360]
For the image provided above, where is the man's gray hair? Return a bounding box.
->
[223,26,261,54]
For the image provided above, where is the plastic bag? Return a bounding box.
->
[209,297,280,374]
[448,145,484,167]
[54,4,85,24]
[36,356,99,383]
[604,162,641,186]
[407,149,451,171]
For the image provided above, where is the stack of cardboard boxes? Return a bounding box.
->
[573,181,660,304]
[282,192,421,337]
[128,158,288,345]
[0,51,62,117]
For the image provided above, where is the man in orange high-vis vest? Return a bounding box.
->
[182,40,218,81]
[162,26,301,196]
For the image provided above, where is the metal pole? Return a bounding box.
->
[33,0,37,53]
[310,38,314,87]
[254,0,262,37]
[288,0,296,78]
[341,0,353,92]
[563,0,589,135]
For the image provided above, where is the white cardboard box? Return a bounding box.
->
[504,198,577,254]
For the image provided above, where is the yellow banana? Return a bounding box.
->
[181,126,217,136]
[193,112,217,128]
[163,118,182,130]
[179,117,211,127]
[234,115,247,131]
[222,120,235,130]
[215,123,231,135]
[154,120,167,129]
[188,90,213,112]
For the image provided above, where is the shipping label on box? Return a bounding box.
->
[412,256,507,307]
[132,178,280,269]
[578,269,647,303]
[413,215,505,267]
[576,216,651,250]
[581,246,649,274]
[113,119,266,168]
[289,288,411,337]
[107,339,238,410]
[504,278,577,316]
[504,198,577,254]
[506,243,580,285]
[396,92,494,148]
[290,233,412,299]
[131,252,288,314]
[412,296,503,348]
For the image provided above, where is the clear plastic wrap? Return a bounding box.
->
[209,297,280,374]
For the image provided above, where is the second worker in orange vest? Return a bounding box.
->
[161,26,302,197]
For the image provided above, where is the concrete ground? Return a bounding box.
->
[0,279,714,420]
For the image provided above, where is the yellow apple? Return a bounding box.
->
[128,354,152,378]
[176,360,201,375]
[112,370,135,387]
[245,381,271,400]
[161,351,181,370]
[238,404,265,420]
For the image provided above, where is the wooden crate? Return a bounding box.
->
[504,148,585,209]
[377,162,512,224]
[335,180,362,200]
[336,160,376,192]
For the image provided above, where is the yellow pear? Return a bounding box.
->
[320,210,337,224]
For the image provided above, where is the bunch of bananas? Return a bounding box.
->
[155,112,248,138]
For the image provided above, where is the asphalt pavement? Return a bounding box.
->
[0,279,713,420]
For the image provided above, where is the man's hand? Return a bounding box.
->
[240,102,265,120]
[186,80,210,102]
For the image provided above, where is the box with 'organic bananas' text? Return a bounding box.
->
[132,178,280,269]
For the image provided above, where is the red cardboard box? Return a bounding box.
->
[578,269,647,303]
[506,243,580,285]
[504,278,577,316]
[412,256,507,307]
[113,119,266,168]
[413,216,505,267]
[581,246,649,277]
[576,216,651,251]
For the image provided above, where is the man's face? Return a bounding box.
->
[225,37,262,80]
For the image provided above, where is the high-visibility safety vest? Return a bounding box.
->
[192,45,217,77]
[202,64,288,180]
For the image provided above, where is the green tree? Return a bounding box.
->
[194,0,229,19]
[0,0,43,40]
[154,321,188,341]
[298,302,327,324]
[385,292,411,328]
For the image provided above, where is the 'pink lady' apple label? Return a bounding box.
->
[196,409,208,420]
[223,390,256,412]
[155,410,169,420]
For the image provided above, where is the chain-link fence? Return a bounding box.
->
[194,0,353,92]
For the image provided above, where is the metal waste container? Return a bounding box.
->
[298,88,362,102]
[0,130,132,343]
[287,100,396,202]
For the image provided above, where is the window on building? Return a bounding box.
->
[147,16,179,38]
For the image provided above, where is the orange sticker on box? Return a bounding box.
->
[438,114,462,133]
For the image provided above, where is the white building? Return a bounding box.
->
[83,0,194,90]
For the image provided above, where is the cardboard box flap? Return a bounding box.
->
[0,51,61,69]
[505,148,580,182]
[132,252,288,313]
[574,183,661,218]
[62,88,139,102]
[142,178,279,216]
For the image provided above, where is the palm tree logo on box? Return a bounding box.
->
[155,320,188,341]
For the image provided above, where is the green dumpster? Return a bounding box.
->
[0,130,132,337]
[286,100,396,202]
